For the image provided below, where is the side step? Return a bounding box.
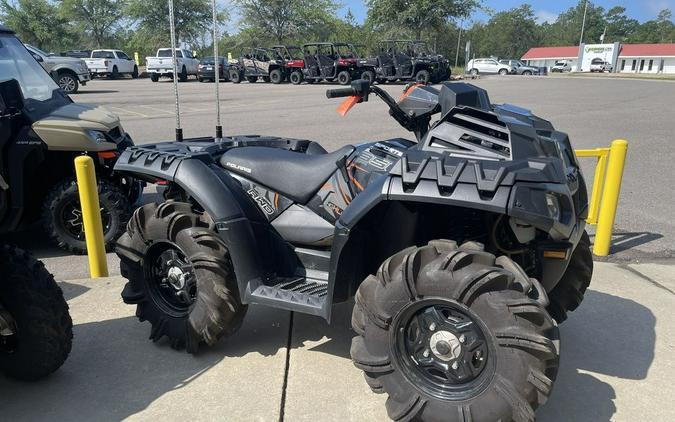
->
[249,276,328,317]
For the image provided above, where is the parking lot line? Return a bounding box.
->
[108,106,149,118]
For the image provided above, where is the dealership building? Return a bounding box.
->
[521,43,675,74]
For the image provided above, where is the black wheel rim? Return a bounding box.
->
[0,307,18,354]
[392,299,495,400]
[61,198,112,241]
[146,243,197,316]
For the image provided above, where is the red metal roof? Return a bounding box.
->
[521,46,579,60]
[619,43,675,57]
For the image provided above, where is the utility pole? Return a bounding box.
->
[579,0,589,45]
[455,18,464,68]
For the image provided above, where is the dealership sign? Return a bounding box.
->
[580,43,618,71]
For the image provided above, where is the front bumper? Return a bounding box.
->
[78,72,91,84]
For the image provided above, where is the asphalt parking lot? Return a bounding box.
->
[2,76,674,421]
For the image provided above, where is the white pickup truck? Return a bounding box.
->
[146,48,199,82]
[85,49,138,79]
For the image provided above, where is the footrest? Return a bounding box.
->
[249,277,328,317]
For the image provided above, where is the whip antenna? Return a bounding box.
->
[211,0,222,139]
[168,0,182,141]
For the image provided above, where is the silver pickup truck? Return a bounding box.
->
[25,44,90,94]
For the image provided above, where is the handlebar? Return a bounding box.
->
[325,87,356,99]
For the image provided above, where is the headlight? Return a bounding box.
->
[86,129,108,144]
[545,193,560,221]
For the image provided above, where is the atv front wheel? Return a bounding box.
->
[351,240,559,422]
[415,69,431,84]
[116,201,247,353]
[230,70,241,83]
[42,178,131,254]
[0,244,72,380]
[337,70,352,85]
[290,71,303,85]
[547,231,593,323]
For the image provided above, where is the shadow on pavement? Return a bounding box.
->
[290,290,655,421]
[538,290,655,421]
[606,231,664,254]
[0,305,289,421]
[59,281,91,301]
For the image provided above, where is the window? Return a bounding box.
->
[631,60,636,70]
[92,50,114,59]
[182,50,191,59]
[648,60,653,71]
[117,51,130,60]
[621,59,626,70]
[639,59,645,71]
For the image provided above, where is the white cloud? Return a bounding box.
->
[535,10,558,24]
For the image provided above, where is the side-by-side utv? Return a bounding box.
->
[370,40,451,84]
[0,26,138,253]
[113,79,592,421]
[0,79,72,381]
[294,42,360,85]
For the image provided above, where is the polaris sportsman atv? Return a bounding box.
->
[0,26,138,253]
[0,79,72,381]
[114,80,592,421]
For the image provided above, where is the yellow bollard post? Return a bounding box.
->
[134,52,140,66]
[593,140,628,256]
[74,156,109,278]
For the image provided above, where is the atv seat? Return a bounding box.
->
[220,145,354,204]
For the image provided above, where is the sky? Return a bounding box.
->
[338,0,675,24]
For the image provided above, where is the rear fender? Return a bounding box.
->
[115,149,276,301]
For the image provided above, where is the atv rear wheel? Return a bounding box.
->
[289,71,303,85]
[116,201,247,353]
[0,244,72,380]
[361,70,375,84]
[42,178,130,254]
[547,231,593,323]
[337,70,351,85]
[270,69,283,84]
[351,240,559,422]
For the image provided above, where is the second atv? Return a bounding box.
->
[113,80,592,421]
[0,26,139,253]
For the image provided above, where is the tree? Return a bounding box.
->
[541,0,606,46]
[604,6,639,43]
[59,0,126,48]
[366,0,478,40]
[469,5,542,59]
[235,0,338,44]
[126,0,218,52]
[0,0,72,51]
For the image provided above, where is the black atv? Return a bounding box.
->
[0,80,72,380]
[229,47,274,84]
[370,40,451,84]
[113,80,592,421]
[295,42,359,85]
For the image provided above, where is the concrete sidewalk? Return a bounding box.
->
[1,262,673,421]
